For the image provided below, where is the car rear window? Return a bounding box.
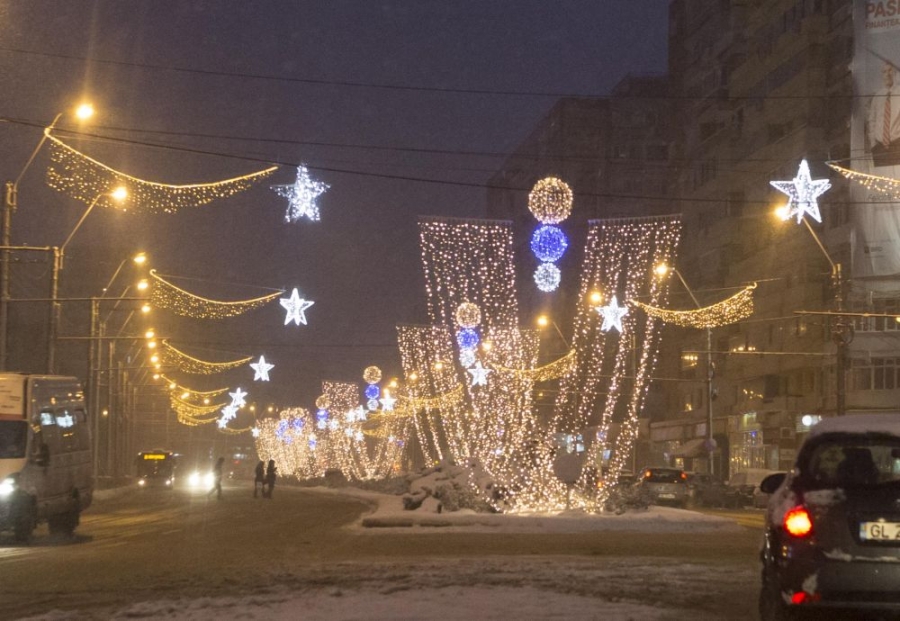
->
[804,437,900,488]
[644,470,684,484]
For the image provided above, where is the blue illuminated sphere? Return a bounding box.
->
[276,420,289,438]
[365,384,380,400]
[530,225,568,263]
[316,409,328,421]
[456,328,480,350]
[534,263,561,292]
[308,439,317,449]
[367,398,380,411]
[292,418,305,431]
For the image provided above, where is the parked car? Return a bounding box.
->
[759,414,900,620]
[685,472,728,507]
[636,467,689,508]
[724,468,780,508]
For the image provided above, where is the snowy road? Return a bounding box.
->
[1,483,764,620]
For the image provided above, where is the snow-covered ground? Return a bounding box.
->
[19,485,754,621]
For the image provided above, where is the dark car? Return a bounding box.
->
[636,467,689,507]
[759,414,900,620]
[685,472,727,507]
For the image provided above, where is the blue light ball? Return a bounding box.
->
[530,225,568,263]
[456,328,480,350]
[365,384,380,400]
[316,409,328,421]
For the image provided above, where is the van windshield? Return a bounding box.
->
[0,420,27,459]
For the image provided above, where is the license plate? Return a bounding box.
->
[658,493,676,499]
[860,521,900,541]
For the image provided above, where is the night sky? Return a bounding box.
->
[0,1,669,409]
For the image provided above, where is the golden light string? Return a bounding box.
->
[160,374,229,399]
[488,348,576,382]
[827,162,900,199]
[45,130,278,214]
[630,284,757,328]
[149,270,283,319]
[159,340,253,375]
[169,393,226,418]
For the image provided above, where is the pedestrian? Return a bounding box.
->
[263,459,277,499]
[208,457,224,500]
[253,460,265,498]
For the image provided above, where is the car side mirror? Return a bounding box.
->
[759,472,786,494]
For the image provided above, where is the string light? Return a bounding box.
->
[769,159,831,224]
[271,165,329,222]
[159,340,252,375]
[527,177,573,224]
[630,284,757,328]
[149,270,282,319]
[828,162,900,199]
[45,130,277,214]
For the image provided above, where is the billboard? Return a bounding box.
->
[851,1,900,279]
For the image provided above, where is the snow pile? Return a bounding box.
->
[401,459,495,513]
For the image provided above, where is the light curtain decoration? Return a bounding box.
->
[159,340,252,375]
[45,130,277,214]
[149,270,283,319]
[828,162,900,199]
[630,283,757,328]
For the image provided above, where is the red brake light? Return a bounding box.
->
[783,506,813,537]
[680,472,687,480]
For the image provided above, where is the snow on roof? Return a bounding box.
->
[809,413,900,438]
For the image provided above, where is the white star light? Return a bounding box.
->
[379,394,396,411]
[467,361,492,387]
[770,159,831,224]
[217,417,228,429]
[280,288,315,326]
[271,165,329,223]
[220,404,238,422]
[250,355,274,381]
[229,388,248,408]
[596,295,629,333]
[251,426,260,438]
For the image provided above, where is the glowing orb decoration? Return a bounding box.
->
[364,384,380,400]
[456,328,480,350]
[458,348,477,367]
[530,225,569,262]
[527,177,573,224]
[363,366,382,384]
[315,395,330,410]
[534,263,561,292]
[454,302,482,329]
[271,165,329,223]
[367,398,380,411]
[770,159,831,224]
[596,295,629,333]
[249,355,274,382]
[280,288,314,326]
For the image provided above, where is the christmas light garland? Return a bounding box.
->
[149,270,282,319]
[45,130,277,214]
[630,284,757,328]
[159,340,253,375]
[828,162,900,199]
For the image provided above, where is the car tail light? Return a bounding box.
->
[680,472,687,481]
[783,506,813,538]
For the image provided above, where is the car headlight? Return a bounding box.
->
[138,479,146,487]
[0,477,15,497]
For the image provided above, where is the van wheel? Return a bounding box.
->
[12,496,35,544]
[48,496,80,537]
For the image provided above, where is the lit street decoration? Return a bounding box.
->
[271,165,329,222]
[467,361,492,387]
[228,388,248,408]
[280,288,315,326]
[596,295,629,333]
[770,159,831,224]
[527,177,573,224]
[250,355,274,381]
[534,262,561,292]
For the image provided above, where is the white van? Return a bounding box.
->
[0,374,92,542]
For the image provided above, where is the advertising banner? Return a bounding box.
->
[851,1,900,278]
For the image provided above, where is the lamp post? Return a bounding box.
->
[49,187,129,373]
[654,263,716,476]
[536,314,570,349]
[2,103,94,370]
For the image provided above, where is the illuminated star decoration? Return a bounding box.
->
[250,355,274,382]
[467,361,492,387]
[220,404,238,422]
[271,165,329,223]
[217,418,228,429]
[251,426,260,438]
[280,288,315,326]
[596,295,629,333]
[229,388,248,408]
[379,393,396,411]
[769,159,831,224]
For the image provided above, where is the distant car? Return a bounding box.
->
[685,472,727,507]
[724,468,780,508]
[759,414,900,619]
[636,467,689,508]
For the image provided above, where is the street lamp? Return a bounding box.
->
[536,314,570,349]
[1,103,95,370]
[775,207,850,416]
[654,262,717,476]
[49,187,129,373]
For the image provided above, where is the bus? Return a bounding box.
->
[135,450,177,489]
[0,374,92,542]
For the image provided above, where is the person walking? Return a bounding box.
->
[253,460,265,498]
[208,457,224,500]
[263,459,277,499]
